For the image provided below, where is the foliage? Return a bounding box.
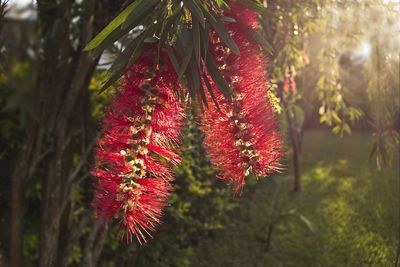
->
[266,0,399,171]
[84,0,272,105]
[193,130,398,267]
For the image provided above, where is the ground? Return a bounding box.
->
[193,129,399,267]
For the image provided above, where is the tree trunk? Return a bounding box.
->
[292,137,301,192]
[281,94,302,192]
[10,121,42,267]
[38,53,98,267]
[10,169,25,267]
[79,222,108,267]
[287,109,302,193]
[9,1,127,266]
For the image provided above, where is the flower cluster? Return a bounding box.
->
[200,4,283,193]
[92,5,284,243]
[92,49,184,243]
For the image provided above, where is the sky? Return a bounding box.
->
[8,0,36,7]
[6,0,36,19]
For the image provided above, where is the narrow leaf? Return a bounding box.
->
[189,57,201,92]
[205,52,233,100]
[220,16,236,23]
[182,0,205,28]
[204,9,240,55]
[166,46,180,77]
[200,24,210,65]
[91,13,148,57]
[84,1,142,51]
[158,4,183,61]
[238,21,274,54]
[192,20,201,67]
[99,23,159,93]
[203,74,221,112]
[186,71,197,100]
[121,0,159,30]
[177,41,193,80]
[127,23,159,66]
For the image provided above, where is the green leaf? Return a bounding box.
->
[91,12,150,58]
[220,16,236,23]
[107,41,137,77]
[192,20,201,67]
[342,123,351,135]
[189,57,201,92]
[158,4,183,61]
[204,9,240,55]
[203,74,221,112]
[186,71,197,101]
[198,82,209,108]
[121,0,159,30]
[177,40,193,80]
[191,61,207,107]
[332,111,342,123]
[84,1,142,51]
[200,24,210,64]
[238,21,274,54]
[205,52,233,101]
[183,0,205,28]
[332,125,341,135]
[97,40,140,94]
[86,0,161,57]
[215,0,228,8]
[127,23,160,67]
[100,42,147,93]
[126,41,146,69]
[166,46,180,77]
[99,23,160,93]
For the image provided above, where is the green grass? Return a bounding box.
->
[192,129,399,267]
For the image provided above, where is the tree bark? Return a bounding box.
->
[281,93,302,193]
[10,114,43,267]
[291,135,301,192]
[10,166,26,267]
[79,222,108,267]
[9,1,127,266]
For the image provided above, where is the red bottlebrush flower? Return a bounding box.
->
[92,48,184,243]
[201,4,283,193]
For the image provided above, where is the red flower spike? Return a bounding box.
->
[92,48,184,244]
[201,4,284,193]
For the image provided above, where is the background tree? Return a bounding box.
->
[3,1,128,266]
[261,0,398,192]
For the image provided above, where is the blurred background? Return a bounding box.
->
[0,0,399,266]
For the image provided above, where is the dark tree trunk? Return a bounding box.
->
[79,222,108,267]
[10,120,43,267]
[10,166,26,267]
[281,93,302,193]
[9,1,127,266]
[284,98,302,193]
[291,136,301,192]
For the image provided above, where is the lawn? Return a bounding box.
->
[192,129,399,267]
